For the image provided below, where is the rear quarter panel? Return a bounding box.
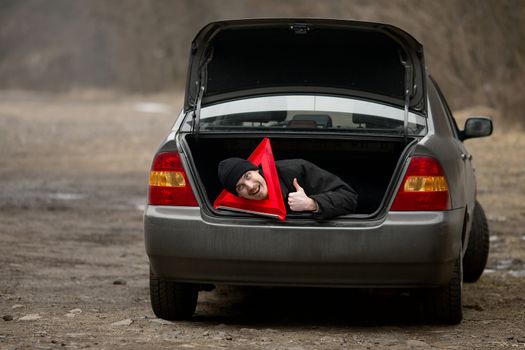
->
[413,83,471,252]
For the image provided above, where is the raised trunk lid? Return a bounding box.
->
[185,19,426,119]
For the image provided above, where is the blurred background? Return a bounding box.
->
[1,0,524,125]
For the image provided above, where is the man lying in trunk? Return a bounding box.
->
[218,158,358,220]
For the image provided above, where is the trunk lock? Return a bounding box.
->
[290,23,310,34]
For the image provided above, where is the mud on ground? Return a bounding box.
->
[0,91,524,349]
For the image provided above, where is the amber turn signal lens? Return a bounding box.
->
[403,176,448,192]
[149,171,187,187]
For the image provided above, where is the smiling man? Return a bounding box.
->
[217,158,358,219]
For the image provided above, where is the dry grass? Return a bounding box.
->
[465,126,525,218]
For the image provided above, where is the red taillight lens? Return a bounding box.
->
[391,156,450,211]
[148,152,198,206]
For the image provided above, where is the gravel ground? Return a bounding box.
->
[0,91,524,349]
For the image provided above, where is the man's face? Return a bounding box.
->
[235,170,268,200]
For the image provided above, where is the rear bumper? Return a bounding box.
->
[144,207,464,287]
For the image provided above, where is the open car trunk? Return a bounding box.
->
[183,135,412,216]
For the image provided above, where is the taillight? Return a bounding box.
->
[148,152,198,206]
[391,156,450,211]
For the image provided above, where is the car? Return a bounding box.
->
[144,18,493,324]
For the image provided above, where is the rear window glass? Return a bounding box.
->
[191,95,427,135]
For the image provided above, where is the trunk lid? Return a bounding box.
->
[184,19,426,118]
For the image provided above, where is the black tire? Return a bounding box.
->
[419,256,463,324]
[463,201,489,283]
[149,269,198,320]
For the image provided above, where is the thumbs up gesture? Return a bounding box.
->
[288,178,318,212]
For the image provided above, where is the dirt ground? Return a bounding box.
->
[0,91,524,349]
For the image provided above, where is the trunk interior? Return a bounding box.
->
[183,135,410,216]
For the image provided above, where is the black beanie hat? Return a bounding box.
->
[218,158,259,195]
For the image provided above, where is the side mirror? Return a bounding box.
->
[461,117,493,141]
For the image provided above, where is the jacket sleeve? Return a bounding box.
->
[298,161,358,220]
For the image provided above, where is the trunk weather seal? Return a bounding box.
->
[372,137,418,217]
[190,45,214,135]
[191,85,205,135]
[182,131,408,143]
[193,130,416,139]
[399,50,414,145]
[178,133,212,210]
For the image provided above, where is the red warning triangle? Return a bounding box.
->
[214,138,286,221]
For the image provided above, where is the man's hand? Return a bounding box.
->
[288,178,318,212]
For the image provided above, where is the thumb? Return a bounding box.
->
[292,178,304,192]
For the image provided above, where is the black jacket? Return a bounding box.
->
[275,159,358,220]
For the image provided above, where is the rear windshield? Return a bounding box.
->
[190,95,427,135]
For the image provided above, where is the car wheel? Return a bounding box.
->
[463,201,489,283]
[419,255,463,324]
[149,269,198,320]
